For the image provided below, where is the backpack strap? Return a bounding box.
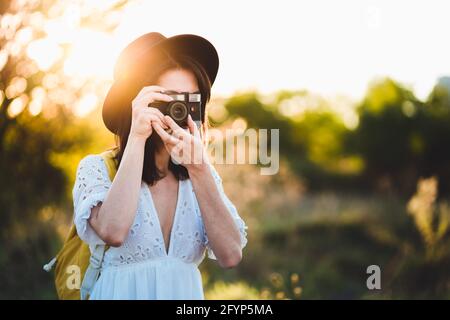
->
[100,147,119,181]
[79,147,119,300]
[80,244,106,300]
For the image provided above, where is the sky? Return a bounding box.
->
[109,0,450,101]
[33,0,450,103]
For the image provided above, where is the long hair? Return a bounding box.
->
[113,51,212,186]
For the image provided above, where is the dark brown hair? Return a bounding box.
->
[113,51,212,186]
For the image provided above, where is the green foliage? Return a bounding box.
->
[0,106,109,298]
[0,0,126,298]
[349,78,450,194]
[223,78,450,195]
[223,91,359,191]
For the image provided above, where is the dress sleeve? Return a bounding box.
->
[72,154,112,246]
[203,164,248,260]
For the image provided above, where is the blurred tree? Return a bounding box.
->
[428,76,450,110]
[223,91,361,191]
[0,0,128,299]
[346,78,423,194]
[348,77,450,195]
[223,77,450,195]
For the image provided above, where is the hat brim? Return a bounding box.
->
[102,34,219,134]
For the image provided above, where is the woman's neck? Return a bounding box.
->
[154,146,171,176]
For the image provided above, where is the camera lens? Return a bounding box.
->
[168,101,188,122]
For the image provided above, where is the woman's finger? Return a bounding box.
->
[153,122,179,145]
[143,108,167,128]
[170,143,184,160]
[132,88,172,110]
[187,114,201,139]
[143,114,166,129]
[147,107,166,120]
[143,91,174,104]
[138,85,168,95]
[164,116,188,139]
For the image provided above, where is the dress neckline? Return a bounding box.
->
[143,179,183,257]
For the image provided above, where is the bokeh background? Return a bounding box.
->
[1,0,450,299]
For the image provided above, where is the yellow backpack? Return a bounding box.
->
[43,147,119,300]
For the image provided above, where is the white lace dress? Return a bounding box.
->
[72,154,248,300]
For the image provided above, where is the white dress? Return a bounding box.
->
[72,154,248,300]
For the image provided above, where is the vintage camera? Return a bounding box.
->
[148,90,202,128]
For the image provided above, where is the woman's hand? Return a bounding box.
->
[154,114,243,268]
[129,85,172,140]
[152,114,209,172]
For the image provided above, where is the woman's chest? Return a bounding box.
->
[104,179,207,266]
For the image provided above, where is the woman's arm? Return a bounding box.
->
[87,85,172,247]
[189,164,243,268]
[88,135,146,247]
[153,115,243,268]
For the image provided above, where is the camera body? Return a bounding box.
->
[148,91,202,128]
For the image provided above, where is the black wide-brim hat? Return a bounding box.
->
[102,32,219,134]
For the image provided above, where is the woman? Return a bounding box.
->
[73,32,248,299]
